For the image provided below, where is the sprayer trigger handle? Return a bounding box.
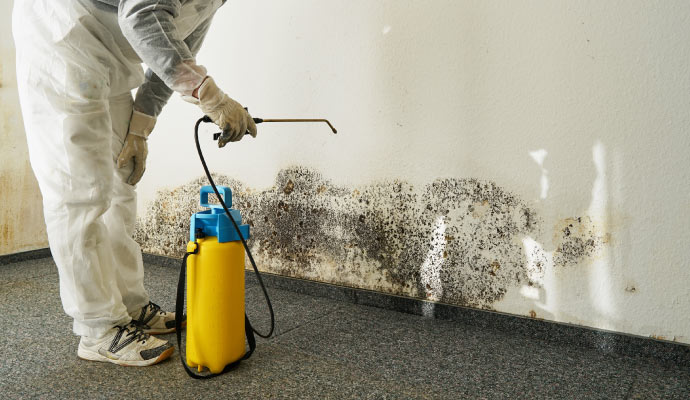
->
[212,130,255,140]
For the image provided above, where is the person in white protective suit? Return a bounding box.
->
[12,0,256,367]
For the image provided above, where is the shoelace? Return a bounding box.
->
[146,302,163,316]
[121,322,150,344]
[134,302,165,328]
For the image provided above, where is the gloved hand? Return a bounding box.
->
[187,76,257,147]
[117,111,156,185]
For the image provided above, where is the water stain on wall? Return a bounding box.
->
[0,164,48,254]
[0,89,49,255]
[553,216,610,267]
[135,166,606,309]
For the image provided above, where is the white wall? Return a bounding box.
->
[139,0,690,343]
[0,1,48,255]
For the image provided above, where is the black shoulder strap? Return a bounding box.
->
[175,249,256,379]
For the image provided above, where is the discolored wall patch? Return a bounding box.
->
[135,166,606,310]
[553,216,609,267]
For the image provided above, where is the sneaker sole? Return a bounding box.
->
[77,345,174,367]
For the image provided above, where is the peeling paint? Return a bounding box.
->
[135,166,607,309]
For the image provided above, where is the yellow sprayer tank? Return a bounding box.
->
[185,186,250,373]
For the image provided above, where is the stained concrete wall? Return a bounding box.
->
[0,1,48,255]
[2,1,689,344]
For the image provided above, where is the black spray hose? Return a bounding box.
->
[194,116,275,339]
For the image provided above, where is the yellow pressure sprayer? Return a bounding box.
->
[175,114,336,379]
[183,186,252,374]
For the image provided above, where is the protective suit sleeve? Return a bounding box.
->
[132,16,213,117]
[118,0,208,97]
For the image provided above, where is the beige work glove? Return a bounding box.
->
[187,76,257,147]
[116,111,156,185]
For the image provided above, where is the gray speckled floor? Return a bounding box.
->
[1,258,688,399]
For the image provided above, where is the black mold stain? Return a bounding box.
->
[283,179,295,195]
[417,179,541,307]
[135,166,604,309]
[553,217,608,267]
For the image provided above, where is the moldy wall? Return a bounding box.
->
[137,0,690,344]
[0,1,48,256]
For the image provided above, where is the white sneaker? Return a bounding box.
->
[77,322,174,367]
[130,301,181,334]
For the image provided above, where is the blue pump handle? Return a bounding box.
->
[200,185,232,209]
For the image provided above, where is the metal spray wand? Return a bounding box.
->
[210,114,338,143]
[253,117,337,134]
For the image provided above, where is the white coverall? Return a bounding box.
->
[12,0,223,339]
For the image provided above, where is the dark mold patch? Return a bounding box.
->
[283,179,295,195]
[135,166,605,309]
[553,217,608,267]
[415,178,542,307]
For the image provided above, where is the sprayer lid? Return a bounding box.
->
[189,185,250,243]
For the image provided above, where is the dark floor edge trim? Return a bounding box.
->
[0,248,52,266]
[117,252,690,367]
